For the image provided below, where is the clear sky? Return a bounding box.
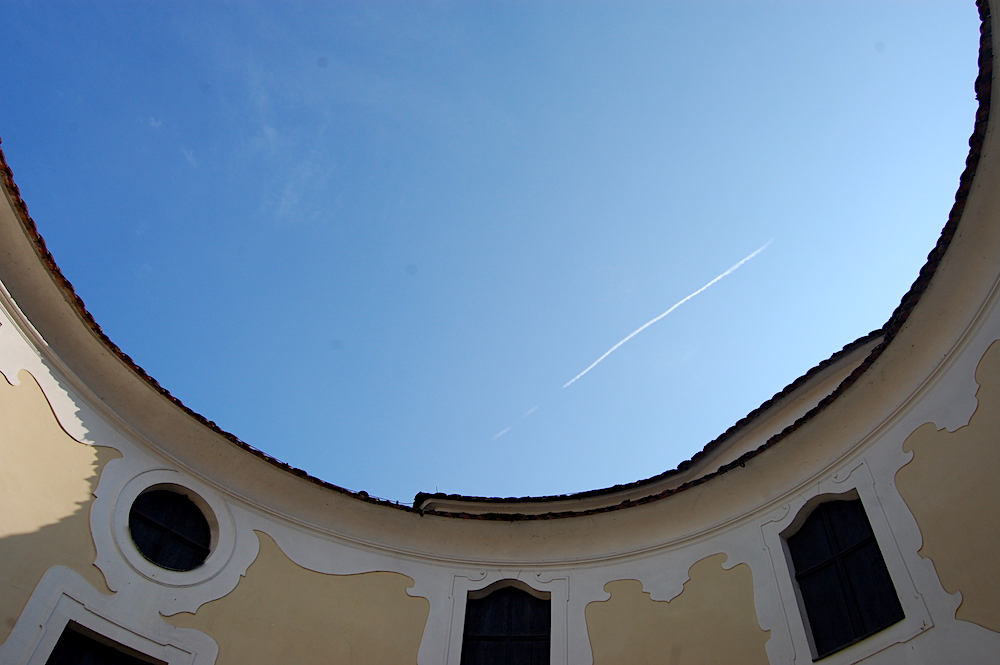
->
[0,1,980,504]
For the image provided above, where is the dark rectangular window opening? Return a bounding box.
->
[44,622,166,665]
[461,585,550,665]
[787,499,905,660]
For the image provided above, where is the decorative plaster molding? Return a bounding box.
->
[0,566,217,665]
[761,461,931,665]
[444,573,570,665]
[91,459,260,617]
[110,470,237,589]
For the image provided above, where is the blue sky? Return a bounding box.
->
[0,2,980,503]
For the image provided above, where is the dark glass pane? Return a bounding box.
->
[788,512,833,572]
[46,626,162,665]
[798,564,856,658]
[126,517,163,560]
[461,640,506,665]
[508,641,532,665]
[462,587,550,665]
[154,538,203,572]
[133,493,168,531]
[129,490,210,572]
[824,501,874,551]
[843,542,905,636]
[509,592,550,637]
[466,590,512,637]
[788,499,905,659]
[132,491,210,549]
[170,503,212,545]
[531,640,550,665]
[508,639,549,665]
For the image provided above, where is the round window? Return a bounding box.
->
[128,489,212,571]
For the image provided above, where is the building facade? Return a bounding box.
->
[2,2,1000,663]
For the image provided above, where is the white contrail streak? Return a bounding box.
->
[562,241,772,389]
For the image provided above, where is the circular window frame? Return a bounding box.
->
[113,470,235,587]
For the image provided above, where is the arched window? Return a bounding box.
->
[786,498,904,659]
[128,489,211,572]
[461,584,550,665]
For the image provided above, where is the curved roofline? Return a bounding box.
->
[414,329,884,511]
[0,0,992,520]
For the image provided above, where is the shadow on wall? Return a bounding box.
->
[166,531,429,665]
[896,338,1000,633]
[0,368,119,644]
[586,553,770,665]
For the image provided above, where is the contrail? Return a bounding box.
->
[562,241,772,389]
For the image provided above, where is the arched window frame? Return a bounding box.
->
[758,464,933,665]
[444,574,569,665]
[781,493,904,659]
[460,580,552,665]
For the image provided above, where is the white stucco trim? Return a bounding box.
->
[761,461,932,664]
[0,566,217,665]
[110,469,236,588]
[91,457,261,617]
[443,572,569,665]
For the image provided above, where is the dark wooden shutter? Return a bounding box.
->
[128,490,211,571]
[787,499,904,659]
[461,586,550,665]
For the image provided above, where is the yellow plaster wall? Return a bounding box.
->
[166,531,429,665]
[585,553,770,665]
[895,339,1000,632]
[0,369,117,642]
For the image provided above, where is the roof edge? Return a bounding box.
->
[414,329,883,510]
[0,0,991,520]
